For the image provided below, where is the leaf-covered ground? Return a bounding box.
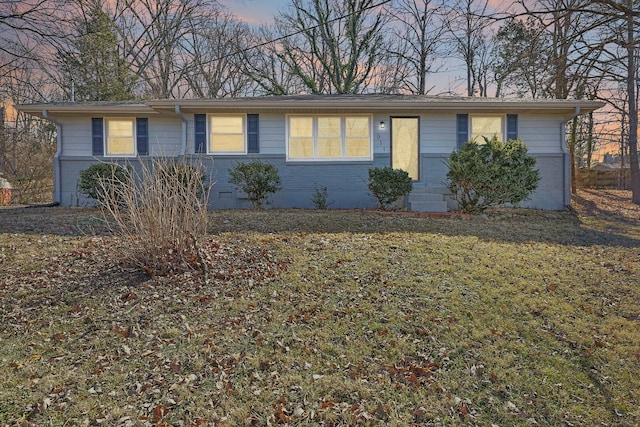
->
[1,189,639,426]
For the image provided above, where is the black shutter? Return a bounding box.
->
[247,114,259,153]
[195,114,206,153]
[456,114,468,149]
[136,118,148,155]
[92,118,104,156]
[506,114,518,140]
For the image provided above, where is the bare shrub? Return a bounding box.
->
[1,136,56,204]
[97,156,213,278]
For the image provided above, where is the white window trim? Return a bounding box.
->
[286,114,373,161]
[208,113,247,155]
[104,117,136,157]
[469,114,505,143]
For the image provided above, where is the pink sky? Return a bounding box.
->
[220,0,290,24]
[222,0,519,25]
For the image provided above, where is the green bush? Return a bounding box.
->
[445,137,541,214]
[228,160,282,209]
[311,184,330,209]
[78,163,129,203]
[368,167,413,210]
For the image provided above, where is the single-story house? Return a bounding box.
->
[17,94,603,211]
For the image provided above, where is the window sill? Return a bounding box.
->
[285,159,374,165]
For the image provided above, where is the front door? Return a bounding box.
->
[391,117,419,180]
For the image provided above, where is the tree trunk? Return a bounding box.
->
[627,1,640,203]
[570,116,578,194]
[586,112,594,169]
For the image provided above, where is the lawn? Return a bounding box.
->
[1,189,639,426]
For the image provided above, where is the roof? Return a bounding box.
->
[16,94,605,118]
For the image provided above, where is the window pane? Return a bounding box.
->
[471,116,502,142]
[318,137,342,157]
[106,119,135,155]
[318,117,341,137]
[107,137,134,155]
[290,117,313,137]
[289,138,314,158]
[209,115,245,152]
[211,116,243,134]
[346,138,370,158]
[212,134,244,152]
[346,117,369,137]
[108,120,134,137]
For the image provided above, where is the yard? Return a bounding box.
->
[1,189,639,426]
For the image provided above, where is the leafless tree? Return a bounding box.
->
[525,0,640,202]
[240,25,307,95]
[381,0,447,94]
[269,0,387,94]
[183,11,255,98]
[445,0,494,97]
[115,0,222,99]
[0,0,61,81]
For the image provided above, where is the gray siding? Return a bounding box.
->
[148,117,182,155]
[518,114,565,153]
[60,117,92,157]
[420,114,457,153]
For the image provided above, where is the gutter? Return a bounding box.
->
[561,107,581,207]
[174,105,187,156]
[42,110,62,205]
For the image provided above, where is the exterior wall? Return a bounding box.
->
[518,114,565,154]
[418,152,566,210]
[207,154,387,209]
[419,114,457,153]
[55,110,570,210]
[521,153,567,210]
[57,157,102,206]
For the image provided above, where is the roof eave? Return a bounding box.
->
[15,103,158,118]
[17,98,606,118]
[148,99,605,114]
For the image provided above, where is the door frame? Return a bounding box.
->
[390,116,420,181]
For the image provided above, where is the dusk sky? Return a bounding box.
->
[217,0,516,94]
[221,0,290,24]
[219,0,469,94]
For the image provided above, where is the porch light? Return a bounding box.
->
[379,120,386,129]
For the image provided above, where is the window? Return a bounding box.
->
[457,114,518,149]
[209,115,246,154]
[470,115,504,143]
[287,115,372,160]
[289,117,314,158]
[105,118,135,156]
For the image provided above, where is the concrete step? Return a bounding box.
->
[408,193,446,202]
[409,200,449,212]
[407,185,451,212]
[410,185,450,194]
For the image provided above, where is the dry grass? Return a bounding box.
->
[1,189,639,426]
